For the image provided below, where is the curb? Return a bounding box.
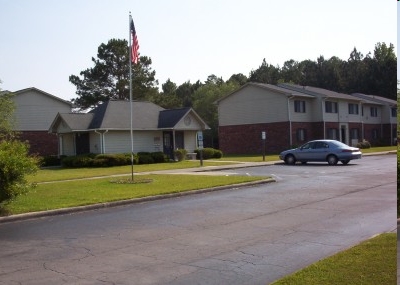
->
[0,178,275,224]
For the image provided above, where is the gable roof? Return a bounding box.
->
[13,87,73,107]
[158,108,191,128]
[50,100,209,133]
[278,83,365,102]
[88,100,165,130]
[351,93,397,107]
[215,82,314,104]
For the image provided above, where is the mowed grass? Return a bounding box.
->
[3,174,266,215]
[271,233,396,285]
[28,160,236,183]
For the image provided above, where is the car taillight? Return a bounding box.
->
[342,149,352,153]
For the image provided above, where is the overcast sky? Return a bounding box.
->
[0,0,397,100]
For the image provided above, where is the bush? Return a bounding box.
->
[151,152,167,163]
[40,155,63,167]
[0,140,39,203]
[357,140,371,149]
[195,148,223,159]
[174,149,187,161]
[138,154,154,164]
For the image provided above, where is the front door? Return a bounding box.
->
[163,131,174,159]
[75,133,90,155]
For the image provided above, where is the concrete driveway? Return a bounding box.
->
[0,154,396,285]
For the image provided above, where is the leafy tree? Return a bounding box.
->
[70,39,158,110]
[0,140,39,204]
[176,80,202,107]
[227,73,248,86]
[148,78,181,109]
[367,42,397,99]
[192,79,239,148]
[0,90,15,140]
[249,58,280,84]
[0,86,38,204]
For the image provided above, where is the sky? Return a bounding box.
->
[0,0,397,101]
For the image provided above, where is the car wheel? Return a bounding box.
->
[285,154,296,165]
[327,155,338,165]
[341,160,350,165]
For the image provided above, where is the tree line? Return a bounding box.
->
[69,40,397,147]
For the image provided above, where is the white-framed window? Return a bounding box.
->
[327,128,338,140]
[370,107,378,117]
[348,103,359,115]
[294,100,306,113]
[325,101,338,113]
[296,129,307,142]
[372,129,379,140]
[350,128,359,140]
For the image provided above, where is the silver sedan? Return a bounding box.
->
[279,139,362,165]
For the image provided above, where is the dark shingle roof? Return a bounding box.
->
[158,108,191,128]
[88,100,165,130]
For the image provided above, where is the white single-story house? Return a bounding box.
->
[49,100,210,158]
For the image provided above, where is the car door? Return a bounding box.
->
[296,142,315,161]
[312,141,329,161]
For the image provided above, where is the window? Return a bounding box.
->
[325,101,338,113]
[370,107,378,117]
[296,129,307,142]
[327,128,338,140]
[372,129,379,140]
[294,100,306,113]
[350,128,359,140]
[348,103,359,115]
[391,108,397,117]
[314,141,329,149]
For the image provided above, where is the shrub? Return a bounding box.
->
[138,154,154,164]
[40,155,63,167]
[0,140,39,203]
[356,140,371,149]
[61,155,94,168]
[151,152,167,163]
[174,149,187,161]
[195,148,223,159]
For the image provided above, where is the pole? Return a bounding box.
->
[129,13,134,181]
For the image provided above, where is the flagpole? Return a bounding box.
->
[129,12,134,181]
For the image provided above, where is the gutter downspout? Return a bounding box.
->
[321,97,327,139]
[102,130,108,153]
[94,130,103,154]
[94,130,109,154]
[287,96,294,147]
[360,102,364,142]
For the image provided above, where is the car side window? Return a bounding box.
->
[301,142,314,149]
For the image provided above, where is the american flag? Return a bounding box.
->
[130,18,139,64]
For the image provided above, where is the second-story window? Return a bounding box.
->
[325,101,338,113]
[348,103,359,115]
[370,107,378,117]
[294,100,306,113]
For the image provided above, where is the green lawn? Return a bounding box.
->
[29,160,236,183]
[271,233,396,285]
[3,174,267,215]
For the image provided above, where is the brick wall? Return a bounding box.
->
[219,122,288,154]
[18,131,58,156]
[219,121,333,155]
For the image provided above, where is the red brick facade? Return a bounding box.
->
[18,131,58,156]
[218,121,396,154]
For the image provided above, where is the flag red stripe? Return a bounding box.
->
[130,19,139,64]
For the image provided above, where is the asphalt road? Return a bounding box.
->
[0,154,396,285]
